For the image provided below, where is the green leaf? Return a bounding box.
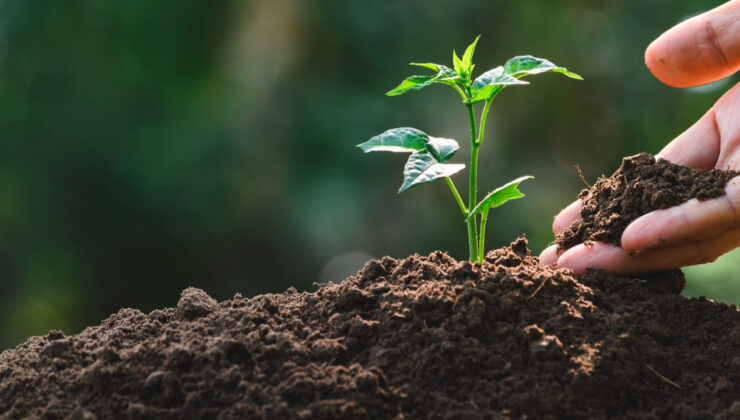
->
[424,136,459,163]
[358,128,460,163]
[452,50,464,78]
[469,66,529,103]
[468,56,581,103]
[387,63,462,96]
[357,127,428,153]
[410,62,441,72]
[466,176,534,220]
[472,67,527,90]
[460,35,480,78]
[410,63,460,84]
[399,153,465,193]
[386,75,436,96]
[503,55,583,80]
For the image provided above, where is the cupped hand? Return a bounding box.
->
[540,0,740,275]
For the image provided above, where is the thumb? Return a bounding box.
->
[645,0,740,88]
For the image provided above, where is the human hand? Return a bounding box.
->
[540,0,740,275]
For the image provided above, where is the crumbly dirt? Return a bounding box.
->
[556,152,740,250]
[2,238,740,419]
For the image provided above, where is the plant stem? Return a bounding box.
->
[474,99,493,262]
[477,211,488,264]
[466,100,479,262]
[476,99,493,146]
[445,177,467,216]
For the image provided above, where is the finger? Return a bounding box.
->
[621,176,740,252]
[656,107,721,170]
[645,0,740,88]
[556,242,634,275]
[658,80,740,170]
[557,230,740,275]
[539,244,559,266]
[715,81,740,169]
[552,199,584,234]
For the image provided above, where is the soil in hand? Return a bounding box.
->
[2,238,740,419]
[556,152,739,251]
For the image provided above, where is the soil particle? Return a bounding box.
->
[557,152,740,250]
[175,287,220,320]
[2,238,740,418]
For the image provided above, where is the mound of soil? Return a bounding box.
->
[2,238,740,419]
[556,153,739,250]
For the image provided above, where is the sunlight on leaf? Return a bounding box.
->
[469,66,529,103]
[386,75,436,96]
[410,63,460,84]
[357,127,428,153]
[504,55,582,80]
[424,136,459,163]
[400,153,465,193]
[466,176,534,220]
[410,62,441,72]
[460,35,480,79]
[358,128,460,163]
[452,50,464,78]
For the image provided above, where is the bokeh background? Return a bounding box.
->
[1,0,738,350]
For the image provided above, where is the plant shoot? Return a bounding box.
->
[358,36,581,262]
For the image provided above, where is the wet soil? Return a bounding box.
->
[2,238,740,419]
[556,152,740,251]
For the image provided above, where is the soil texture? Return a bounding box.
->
[2,238,740,419]
[556,152,739,251]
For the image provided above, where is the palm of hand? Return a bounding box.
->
[540,0,740,274]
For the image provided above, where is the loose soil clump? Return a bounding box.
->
[2,238,740,419]
[556,152,740,251]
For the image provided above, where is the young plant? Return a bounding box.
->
[358,36,581,263]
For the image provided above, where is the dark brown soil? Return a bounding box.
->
[556,153,740,251]
[2,238,740,419]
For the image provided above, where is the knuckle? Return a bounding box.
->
[701,16,730,67]
[673,204,693,230]
[690,242,718,265]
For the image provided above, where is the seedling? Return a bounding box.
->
[358,36,581,263]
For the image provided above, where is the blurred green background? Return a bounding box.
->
[1,0,738,350]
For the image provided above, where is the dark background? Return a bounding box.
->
[1,0,738,350]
